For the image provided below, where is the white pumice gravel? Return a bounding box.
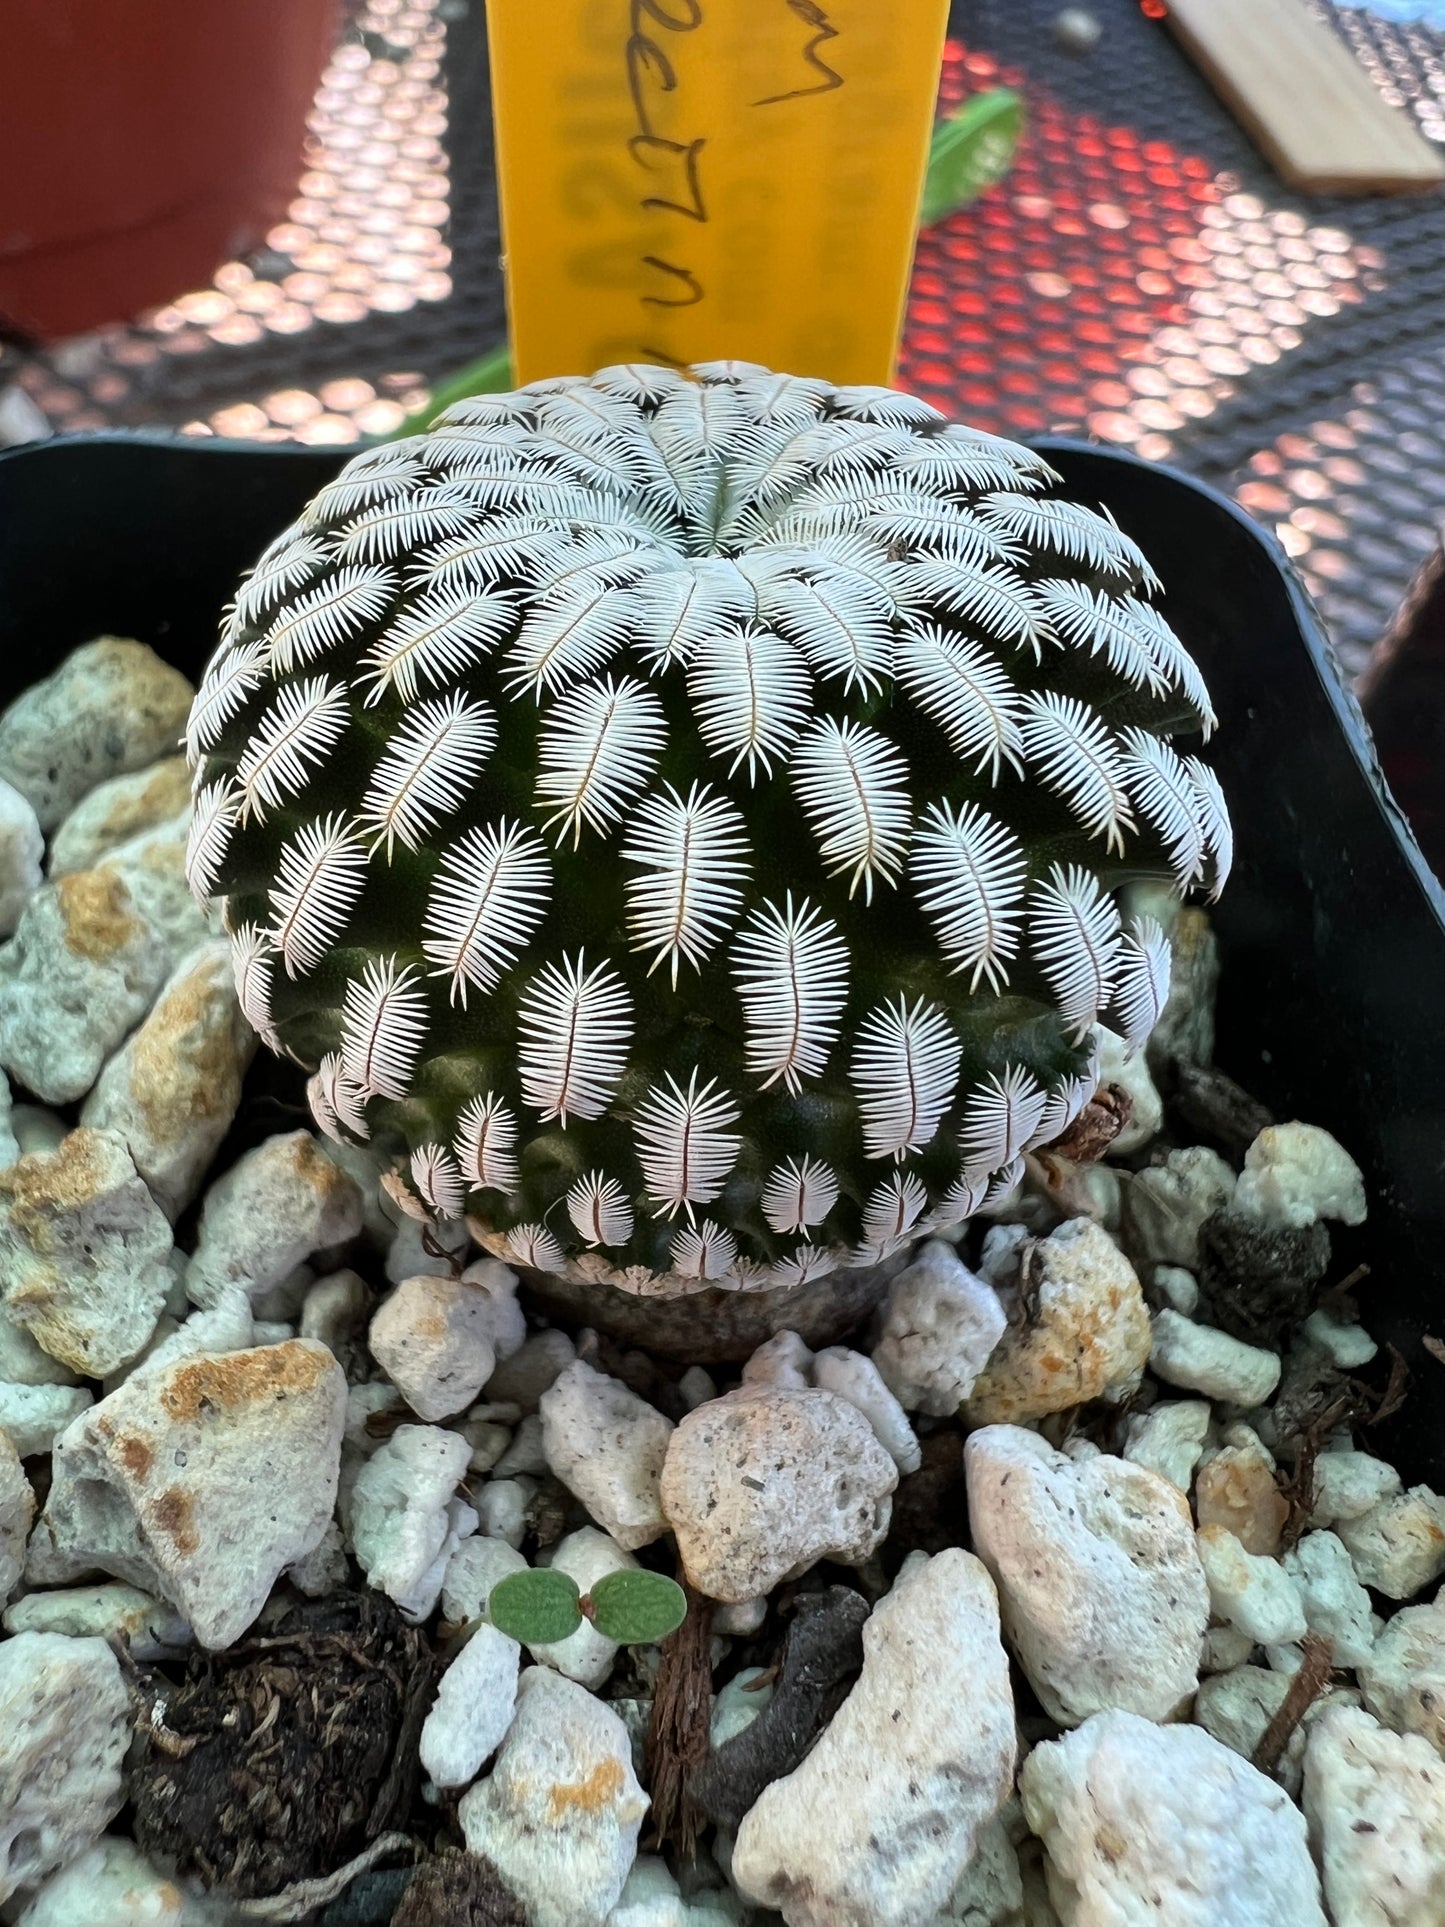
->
[0,778,43,939]
[871,1239,1008,1416]
[1310,1447,1404,1526]
[348,1421,475,1621]
[0,1382,93,1458]
[1123,1397,1211,1492]
[739,1327,815,1391]
[967,1425,1209,1725]
[184,1129,363,1308]
[1197,1524,1309,1646]
[441,1533,529,1626]
[1022,1709,1326,1925]
[1360,1590,1445,1755]
[1232,1123,1368,1231]
[0,1126,174,1377]
[1150,1307,1283,1404]
[1284,1530,1379,1668]
[459,1666,649,1927]
[540,1360,674,1551]
[731,1550,1016,1927]
[483,1326,577,1409]
[46,754,192,879]
[1121,1143,1237,1269]
[661,1385,897,1602]
[0,1631,132,1902]
[1334,1484,1445,1599]
[964,1218,1152,1425]
[1303,1704,1445,1926]
[811,1345,921,1473]
[2,1582,189,1659]
[419,1620,521,1790]
[368,1271,507,1422]
[1094,1023,1163,1155]
[0,1432,32,1603]
[10,1836,220,1927]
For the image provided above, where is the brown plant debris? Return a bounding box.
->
[1169,1062,1274,1158]
[644,1582,715,1856]
[691,1586,870,1833]
[1043,1083,1130,1164]
[132,1591,433,1897]
[1423,1334,1445,1368]
[1251,1632,1336,1776]
[389,1850,527,1927]
[1198,1210,1331,1350]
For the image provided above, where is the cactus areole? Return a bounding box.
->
[185,363,1230,1305]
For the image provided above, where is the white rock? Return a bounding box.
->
[1095,1024,1162,1156]
[421,1620,522,1789]
[1309,1449,1401,1528]
[0,1431,33,1602]
[0,636,193,829]
[460,1415,512,1476]
[369,1272,503,1422]
[0,1631,131,1902]
[0,1381,92,1456]
[2,1582,188,1659]
[812,1346,921,1473]
[1201,1625,1258,1674]
[185,1130,363,1308]
[966,1425,1207,1725]
[531,1526,640,1688]
[936,1813,1026,1926]
[1150,1264,1200,1315]
[731,1549,1016,1927]
[1122,1145,1236,1269]
[1233,1123,1367,1231]
[47,754,192,879]
[299,1267,370,1355]
[31,1339,346,1648]
[460,1258,526,1361]
[442,1533,529,1625]
[0,1127,172,1375]
[741,1329,814,1391]
[11,1836,216,1927]
[0,1300,76,1388]
[144,1288,254,1371]
[1123,1399,1211,1493]
[0,868,171,1102]
[1302,1308,1377,1369]
[661,1387,897,1603]
[606,1855,684,1926]
[1304,1705,1445,1927]
[873,1241,1008,1417]
[90,814,211,970]
[7,1105,67,1160]
[494,1412,548,1477]
[1150,1309,1282,1405]
[81,941,254,1219]
[978,1223,1029,1290]
[965,1219,1152,1426]
[477,1478,532,1549]
[384,1209,468,1285]
[678,1365,717,1411]
[1197,1524,1308,1646]
[285,1519,350,1597]
[1360,1594,1445,1758]
[484,1327,578,1409]
[0,777,43,938]
[1337,1486,1445,1600]
[711,1597,766,1640]
[350,1422,473,1620]
[0,1073,14,1173]
[1284,1531,1378,1668]
[1021,1709,1324,1925]
[459,1666,648,1927]
[711,1665,774,1748]
[540,1361,674,1551]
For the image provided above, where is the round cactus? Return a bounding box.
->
[184,361,1230,1291]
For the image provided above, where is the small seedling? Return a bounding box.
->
[487,1567,688,1646]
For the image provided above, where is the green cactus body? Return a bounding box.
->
[184,362,1229,1291]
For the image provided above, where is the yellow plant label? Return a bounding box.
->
[484,0,950,387]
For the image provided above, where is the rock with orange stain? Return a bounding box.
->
[28,1338,347,1649]
[458,1666,647,1927]
[0,1127,173,1376]
[48,755,192,879]
[966,1425,1209,1727]
[184,1130,363,1309]
[82,941,256,1220]
[962,1219,1152,1427]
[1196,1439,1290,1557]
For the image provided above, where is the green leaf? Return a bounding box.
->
[586,1570,689,1645]
[920,89,1024,228]
[487,1567,583,1644]
[388,342,515,440]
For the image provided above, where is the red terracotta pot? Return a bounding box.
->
[0,0,339,341]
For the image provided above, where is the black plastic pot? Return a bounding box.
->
[3,432,1443,1477]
